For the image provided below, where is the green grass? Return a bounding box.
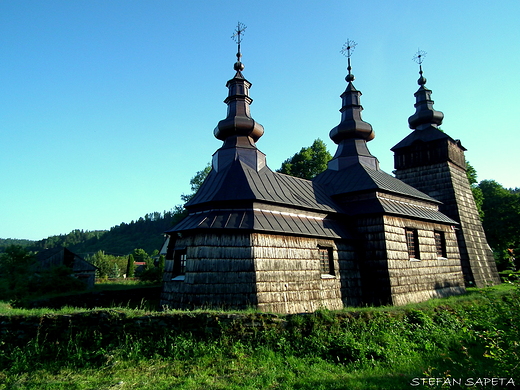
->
[93,279,160,290]
[1,284,519,389]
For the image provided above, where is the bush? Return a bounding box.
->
[30,265,87,295]
[0,246,87,303]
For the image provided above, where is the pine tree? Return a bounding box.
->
[126,254,135,278]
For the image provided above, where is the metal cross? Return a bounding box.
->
[413,49,428,81]
[231,22,247,45]
[232,22,247,62]
[340,39,357,58]
[413,49,427,65]
[341,39,357,81]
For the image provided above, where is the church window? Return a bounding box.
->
[406,229,420,260]
[434,231,447,258]
[173,249,187,279]
[319,247,335,276]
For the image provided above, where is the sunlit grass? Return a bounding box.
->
[1,284,518,389]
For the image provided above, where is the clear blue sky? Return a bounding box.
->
[1,0,519,240]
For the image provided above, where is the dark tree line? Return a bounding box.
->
[0,210,184,257]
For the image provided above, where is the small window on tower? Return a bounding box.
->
[434,231,447,258]
[406,229,420,260]
[319,247,335,277]
[173,249,187,280]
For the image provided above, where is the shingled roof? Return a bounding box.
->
[313,162,439,203]
[391,126,463,150]
[167,207,351,239]
[186,159,340,213]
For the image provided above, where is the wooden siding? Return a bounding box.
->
[382,215,465,305]
[395,161,500,287]
[252,234,345,313]
[161,232,357,314]
[161,213,467,312]
[160,233,258,310]
[355,216,393,306]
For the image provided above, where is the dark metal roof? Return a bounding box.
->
[313,163,439,203]
[167,208,352,239]
[378,197,456,223]
[338,196,456,224]
[186,159,340,213]
[390,126,463,151]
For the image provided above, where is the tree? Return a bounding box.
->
[277,139,332,180]
[0,245,36,298]
[109,263,121,279]
[131,248,150,264]
[139,255,165,283]
[157,255,165,274]
[0,245,86,301]
[181,164,212,202]
[126,254,135,278]
[479,180,520,269]
[466,160,484,220]
[90,250,111,279]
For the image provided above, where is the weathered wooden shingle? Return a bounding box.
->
[167,208,351,239]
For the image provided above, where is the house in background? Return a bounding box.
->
[160,33,500,314]
[36,247,97,288]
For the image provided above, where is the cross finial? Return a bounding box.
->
[413,49,428,86]
[231,22,247,63]
[413,49,427,65]
[341,39,357,82]
[340,39,357,59]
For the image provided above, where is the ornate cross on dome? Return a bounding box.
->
[232,22,247,66]
[413,49,427,85]
[340,39,357,58]
[340,39,357,82]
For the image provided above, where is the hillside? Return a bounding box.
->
[0,208,186,257]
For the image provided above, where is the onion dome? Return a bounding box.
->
[329,40,374,144]
[408,51,444,130]
[214,23,264,143]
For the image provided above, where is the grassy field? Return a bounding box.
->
[0,284,518,390]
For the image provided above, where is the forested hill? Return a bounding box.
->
[0,209,186,257]
[0,238,35,247]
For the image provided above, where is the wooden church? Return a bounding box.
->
[160,33,500,314]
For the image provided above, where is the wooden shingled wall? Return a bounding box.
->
[161,215,467,312]
[395,161,501,287]
[161,233,258,310]
[382,216,465,306]
[353,214,465,306]
[252,234,344,314]
[161,232,358,313]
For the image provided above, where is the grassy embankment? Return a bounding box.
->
[0,283,518,390]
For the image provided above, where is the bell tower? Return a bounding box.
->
[391,50,500,287]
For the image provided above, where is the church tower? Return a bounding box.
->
[314,43,465,305]
[391,52,500,287]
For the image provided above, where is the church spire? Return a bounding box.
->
[408,50,444,130]
[329,39,374,144]
[213,22,264,143]
[211,23,266,173]
[326,40,378,171]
